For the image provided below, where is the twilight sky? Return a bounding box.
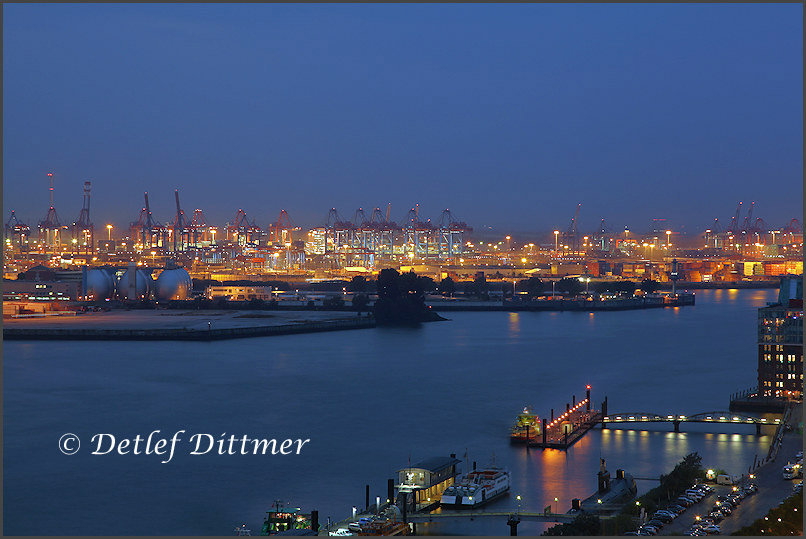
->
[3,3,803,237]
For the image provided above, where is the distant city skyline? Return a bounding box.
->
[3,4,802,233]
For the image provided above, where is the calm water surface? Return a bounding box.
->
[3,289,776,535]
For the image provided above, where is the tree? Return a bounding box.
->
[377,268,401,300]
[525,277,545,298]
[347,276,368,292]
[373,269,443,325]
[613,280,637,295]
[352,293,369,313]
[439,277,456,297]
[640,279,659,293]
[323,296,345,308]
[417,275,436,293]
[557,277,583,297]
[542,514,600,536]
[398,270,423,296]
[473,273,489,298]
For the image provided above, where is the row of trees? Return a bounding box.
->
[190,275,661,300]
[542,452,705,536]
[344,275,659,298]
[606,452,705,535]
[732,490,802,535]
[373,269,444,325]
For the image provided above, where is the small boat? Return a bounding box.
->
[440,464,511,508]
[510,406,541,443]
[234,524,252,536]
[260,502,312,535]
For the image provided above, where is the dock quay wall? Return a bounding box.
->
[433,295,695,312]
[3,317,376,341]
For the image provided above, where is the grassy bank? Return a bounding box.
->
[730,491,803,536]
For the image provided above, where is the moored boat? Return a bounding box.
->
[440,466,511,508]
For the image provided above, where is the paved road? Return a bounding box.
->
[718,404,802,535]
[659,404,803,535]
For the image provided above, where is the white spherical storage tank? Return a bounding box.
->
[85,269,116,300]
[117,268,153,300]
[155,268,192,301]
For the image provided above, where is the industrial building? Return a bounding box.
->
[207,285,273,301]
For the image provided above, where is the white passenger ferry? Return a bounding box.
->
[440,466,511,508]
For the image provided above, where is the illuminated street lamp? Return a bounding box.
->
[666,230,672,247]
[554,230,559,251]
[106,224,113,240]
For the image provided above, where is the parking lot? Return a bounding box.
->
[632,404,803,536]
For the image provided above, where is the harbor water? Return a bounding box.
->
[3,288,776,535]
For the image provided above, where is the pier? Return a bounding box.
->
[512,386,605,450]
[601,411,780,435]
[513,389,784,452]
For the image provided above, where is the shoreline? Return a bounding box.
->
[3,315,376,341]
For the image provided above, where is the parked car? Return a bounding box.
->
[652,513,674,523]
[647,519,665,529]
[702,524,721,535]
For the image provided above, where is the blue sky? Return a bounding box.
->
[3,3,802,236]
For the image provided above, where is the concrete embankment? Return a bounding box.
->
[656,280,779,290]
[3,316,376,341]
[430,295,695,312]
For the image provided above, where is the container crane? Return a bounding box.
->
[72,181,94,253]
[566,203,582,252]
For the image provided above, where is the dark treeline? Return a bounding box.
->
[191,276,662,299]
[542,452,705,536]
[373,269,444,325]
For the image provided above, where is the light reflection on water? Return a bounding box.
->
[3,288,779,535]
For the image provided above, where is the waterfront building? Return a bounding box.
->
[206,285,273,301]
[396,455,461,512]
[757,275,803,399]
